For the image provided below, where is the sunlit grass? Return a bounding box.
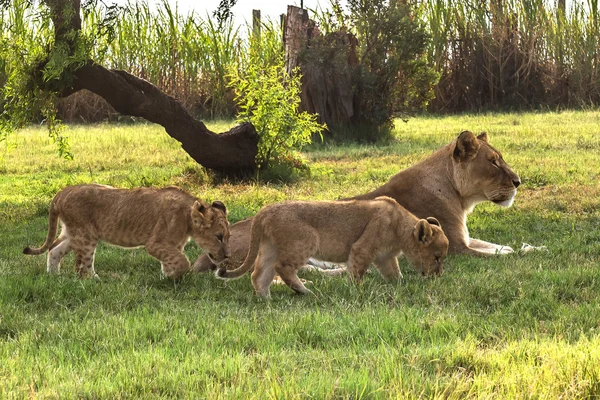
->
[1,111,599,398]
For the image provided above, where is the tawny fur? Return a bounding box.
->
[23,184,231,279]
[217,196,449,298]
[352,131,521,256]
[196,130,520,273]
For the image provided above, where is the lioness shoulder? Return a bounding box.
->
[217,196,449,297]
[23,184,231,279]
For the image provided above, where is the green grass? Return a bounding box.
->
[1,111,600,398]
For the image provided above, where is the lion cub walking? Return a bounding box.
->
[24,184,231,279]
[217,196,449,297]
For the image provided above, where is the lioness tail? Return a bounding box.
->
[23,201,60,255]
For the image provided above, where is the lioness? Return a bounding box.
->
[196,130,519,273]
[217,196,449,297]
[352,131,520,256]
[23,184,231,279]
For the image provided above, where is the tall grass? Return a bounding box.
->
[84,0,282,118]
[423,0,600,111]
[99,0,287,118]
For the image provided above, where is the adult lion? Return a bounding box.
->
[194,130,520,272]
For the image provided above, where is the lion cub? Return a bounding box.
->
[217,196,449,297]
[24,184,231,279]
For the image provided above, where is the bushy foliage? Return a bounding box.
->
[0,0,119,157]
[313,0,438,130]
[348,0,438,125]
[228,59,325,171]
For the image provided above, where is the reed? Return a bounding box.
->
[423,0,600,111]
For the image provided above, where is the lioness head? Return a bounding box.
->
[452,131,521,208]
[190,200,231,265]
[405,217,449,276]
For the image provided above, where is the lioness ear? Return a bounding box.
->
[414,219,434,246]
[211,200,227,216]
[426,217,441,227]
[453,130,480,162]
[477,132,489,143]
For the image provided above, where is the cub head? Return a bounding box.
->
[404,217,449,276]
[452,130,521,208]
[190,200,231,265]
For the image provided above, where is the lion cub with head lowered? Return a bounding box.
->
[217,196,449,297]
[24,184,231,279]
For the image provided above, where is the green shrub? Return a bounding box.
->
[347,0,438,126]
[228,61,326,171]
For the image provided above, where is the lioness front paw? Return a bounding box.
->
[495,245,514,255]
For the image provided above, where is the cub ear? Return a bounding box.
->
[477,131,489,143]
[191,201,208,227]
[194,200,206,215]
[453,130,480,162]
[413,219,434,246]
[211,200,227,216]
[425,217,441,227]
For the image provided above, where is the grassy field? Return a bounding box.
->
[1,111,600,398]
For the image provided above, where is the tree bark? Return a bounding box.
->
[283,5,358,128]
[284,5,310,75]
[43,0,258,174]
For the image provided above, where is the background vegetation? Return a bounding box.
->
[307,0,438,130]
[1,111,600,397]
[2,0,599,127]
[424,0,600,111]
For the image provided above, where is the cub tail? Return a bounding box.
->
[216,215,262,279]
[23,201,60,255]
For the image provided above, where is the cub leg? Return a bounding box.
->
[47,237,72,273]
[373,254,402,281]
[346,218,389,282]
[146,244,191,280]
[273,229,317,295]
[251,247,278,298]
[346,236,379,282]
[71,238,99,279]
[275,262,314,295]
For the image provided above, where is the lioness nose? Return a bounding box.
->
[513,179,521,188]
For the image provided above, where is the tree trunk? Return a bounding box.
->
[283,5,358,128]
[284,5,310,75]
[44,0,258,174]
[299,30,358,126]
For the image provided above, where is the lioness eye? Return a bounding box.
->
[216,234,223,242]
[491,159,500,168]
